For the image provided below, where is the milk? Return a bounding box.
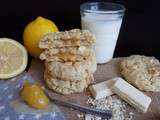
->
[81,14,123,64]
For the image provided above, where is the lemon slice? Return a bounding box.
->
[0,38,28,79]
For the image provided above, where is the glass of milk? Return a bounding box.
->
[80,2,125,64]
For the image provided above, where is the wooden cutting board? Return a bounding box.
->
[28,58,160,120]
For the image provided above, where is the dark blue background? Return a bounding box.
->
[0,0,159,59]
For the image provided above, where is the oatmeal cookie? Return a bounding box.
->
[40,46,94,62]
[120,55,160,91]
[40,46,91,56]
[39,29,96,49]
[45,72,94,95]
[44,52,96,81]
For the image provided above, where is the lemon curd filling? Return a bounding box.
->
[21,81,50,109]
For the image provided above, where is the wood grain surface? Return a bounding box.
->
[28,58,160,120]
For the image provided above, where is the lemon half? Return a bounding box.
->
[0,38,28,79]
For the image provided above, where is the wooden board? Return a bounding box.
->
[28,58,160,120]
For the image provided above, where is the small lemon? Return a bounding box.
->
[23,16,58,58]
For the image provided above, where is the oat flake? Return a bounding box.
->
[85,95,134,120]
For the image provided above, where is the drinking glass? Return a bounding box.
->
[81,2,125,64]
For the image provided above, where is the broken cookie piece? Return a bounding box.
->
[40,46,94,62]
[39,29,96,49]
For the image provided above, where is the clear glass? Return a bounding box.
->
[80,2,125,64]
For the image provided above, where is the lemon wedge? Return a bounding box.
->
[0,38,28,79]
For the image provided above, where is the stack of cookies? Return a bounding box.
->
[39,29,97,95]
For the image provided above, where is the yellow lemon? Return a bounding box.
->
[0,38,28,79]
[23,16,58,58]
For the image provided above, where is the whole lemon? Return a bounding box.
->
[23,16,58,58]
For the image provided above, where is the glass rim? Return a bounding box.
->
[80,2,125,14]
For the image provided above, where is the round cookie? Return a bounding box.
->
[44,52,97,81]
[120,55,160,91]
[44,71,93,95]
